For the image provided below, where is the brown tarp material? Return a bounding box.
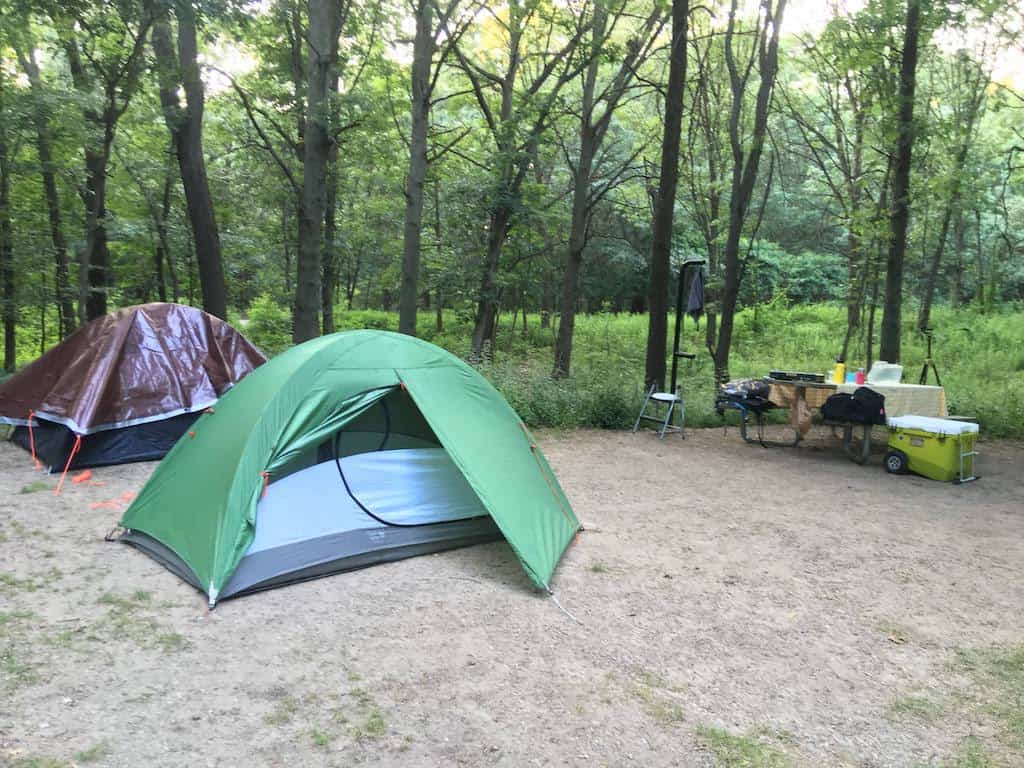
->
[0,303,266,434]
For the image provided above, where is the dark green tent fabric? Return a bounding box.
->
[120,330,579,605]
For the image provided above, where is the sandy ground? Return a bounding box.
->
[1,427,1023,767]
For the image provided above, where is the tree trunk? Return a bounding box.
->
[553,2,608,378]
[398,0,435,337]
[0,113,14,371]
[322,75,340,335]
[540,270,552,329]
[949,208,964,305]
[152,163,174,303]
[711,0,786,385]
[644,0,689,390]
[149,3,228,318]
[471,205,512,358]
[83,130,114,321]
[322,172,338,334]
[282,202,293,295]
[16,44,75,336]
[973,207,985,309]
[880,0,922,364]
[294,0,343,343]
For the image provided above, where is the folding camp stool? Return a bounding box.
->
[633,384,685,439]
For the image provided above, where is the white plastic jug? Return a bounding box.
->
[868,361,903,384]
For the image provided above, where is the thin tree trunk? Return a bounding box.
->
[15,44,75,336]
[153,162,174,302]
[711,0,786,385]
[322,74,340,334]
[554,2,607,377]
[0,112,14,371]
[521,286,528,337]
[471,206,512,358]
[322,167,338,334]
[644,0,689,390]
[949,208,964,305]
[880,0,922,363]
[973,207,985,309]
[398,0,435,336]
[83,130,114,321]
[294,0,344,343]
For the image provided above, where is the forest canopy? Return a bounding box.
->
[0,0,1021,406]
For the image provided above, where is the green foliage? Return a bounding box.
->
[242,294,292,357]
[257,303,1022,438]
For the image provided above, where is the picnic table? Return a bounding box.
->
[751,378,949,463]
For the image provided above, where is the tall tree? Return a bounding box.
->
[705,0,786,384]
[879,0,921,363]
[55,4,153,320]
[397,0,437,336]
[147,0,228,318]
[12,35,76,337]
[644,0,689,389]
[554,0,664,377]
[451,0,592,358]
[293,0,346,342]
[917,52,988,330]
[0,71,14,371]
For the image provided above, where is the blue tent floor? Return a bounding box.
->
[123,448,502,601]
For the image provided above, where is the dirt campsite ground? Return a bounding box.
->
[1,427,1023,768]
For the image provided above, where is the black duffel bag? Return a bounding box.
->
[820,386,887,425]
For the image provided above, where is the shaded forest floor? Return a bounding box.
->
[2,428,1023,767]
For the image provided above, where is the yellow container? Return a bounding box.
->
[886,416,978,483]
[832,362,846,384]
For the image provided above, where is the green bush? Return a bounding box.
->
[245,294,292,356]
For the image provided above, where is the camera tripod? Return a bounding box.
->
[919,327,941,386]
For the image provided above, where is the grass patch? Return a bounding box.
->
[351,710,387,741]
[2,646,39,690]
[944,736,993,768]
[156,632,189,653]
[632,669,686,727]
[0,573,40,594]
[695,726,792,768]
[74,742,110,763]
[264,695,299,726]
[588,560,611,573]
[954,645,1024,750]
[5,757,70,768]
[92,591,182,652]
[889,694,943,722]
[310,728,332,748]
[0,610,33,629]
[19,481,50,494]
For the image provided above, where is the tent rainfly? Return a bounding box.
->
[118,330,580,606]
[0,303,266,470]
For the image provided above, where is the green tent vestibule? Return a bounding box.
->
[119,330,580,607]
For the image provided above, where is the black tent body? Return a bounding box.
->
[10,413,200,470]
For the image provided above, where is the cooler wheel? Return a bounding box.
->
[884,449,909,475]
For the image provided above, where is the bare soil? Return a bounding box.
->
[1,428,1022,767]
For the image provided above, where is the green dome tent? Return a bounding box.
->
[119,330,580,607]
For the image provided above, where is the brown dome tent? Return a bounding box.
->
[0,303,266,470]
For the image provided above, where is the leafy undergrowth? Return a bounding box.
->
[236,302,1024,438]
